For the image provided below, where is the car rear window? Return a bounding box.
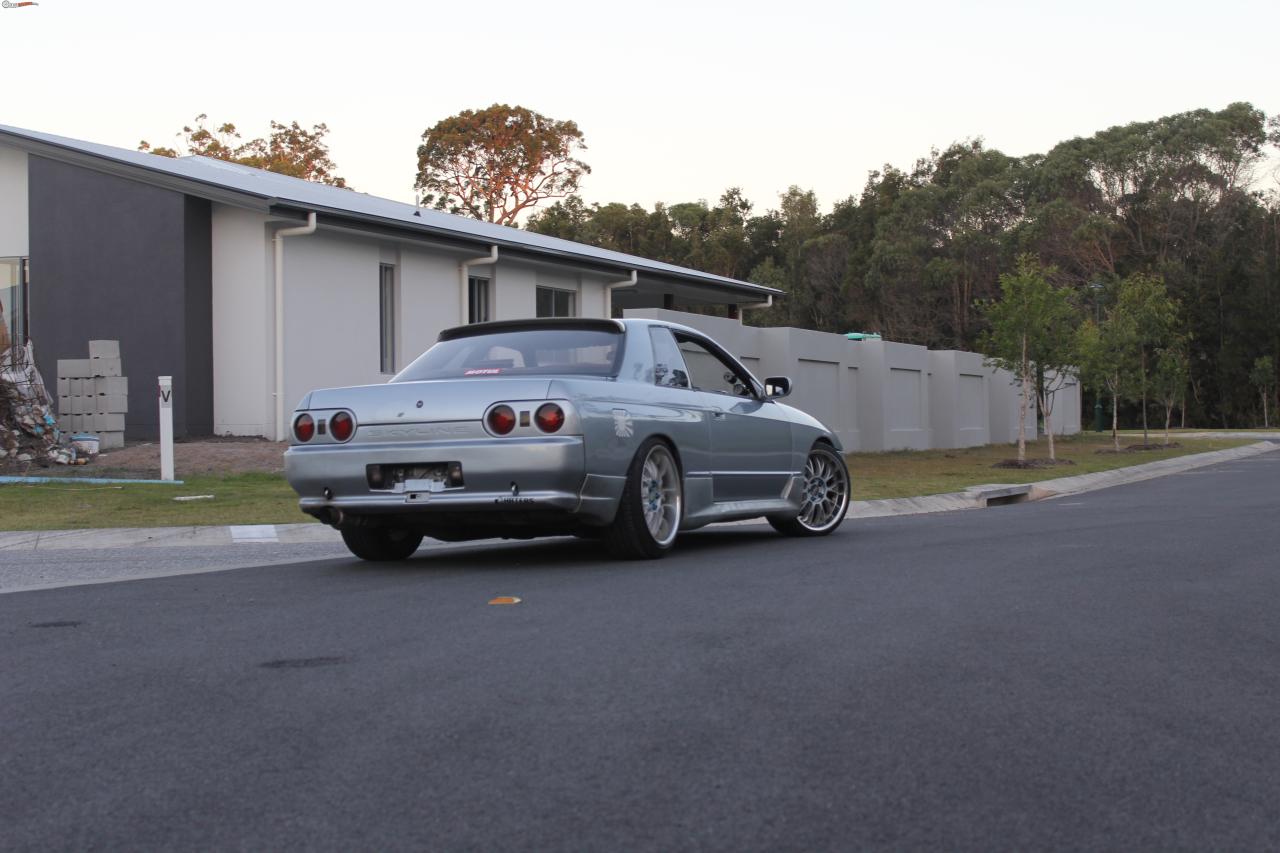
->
[392,329,623,382]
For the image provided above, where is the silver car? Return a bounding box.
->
[284,318,850,560]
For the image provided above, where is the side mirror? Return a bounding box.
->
[764,376,792,399]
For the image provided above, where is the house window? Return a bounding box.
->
[468,276,490,323]
[0,258,28,352]
[379,263,396,373]
[536,286,576,318]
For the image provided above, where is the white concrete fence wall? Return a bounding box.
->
[626,308,1081,452]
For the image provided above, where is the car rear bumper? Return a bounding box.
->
[284,436,624,525]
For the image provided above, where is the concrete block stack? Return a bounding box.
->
[57,341,128,450]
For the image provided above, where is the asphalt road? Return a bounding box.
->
[3,453,1279,851]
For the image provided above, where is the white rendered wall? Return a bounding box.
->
[0,146,29,257]
[498,264,538,319]
[986,368,1038,444]
[1046,371,1082,436]
[281,231,384,415]
[929,351,991,449]
[399,246,458,364]
[579,272,609,318]
[210,224,642,437]
[211,204,272,436]
[880,342,932,450]
[626,308,1054,454]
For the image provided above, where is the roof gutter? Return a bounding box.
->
[459,245,499,324]
[603,270,638,319]
[273,212,317,441]
[273,203,782,298]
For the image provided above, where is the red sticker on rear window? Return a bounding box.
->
[464,368,502,375]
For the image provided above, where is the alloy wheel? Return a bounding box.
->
[796,448,849,532]
[640,445,681,546]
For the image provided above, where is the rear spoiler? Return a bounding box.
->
[439,318,626,342]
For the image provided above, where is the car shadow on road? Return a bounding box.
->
[331,525,789,576]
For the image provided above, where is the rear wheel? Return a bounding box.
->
[340,526,424,561]
[768,444,850,537]
[604,439,683,560]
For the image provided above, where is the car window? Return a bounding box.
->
[648,327,691,389]
[675,336,755,397]
[394,329,621,381]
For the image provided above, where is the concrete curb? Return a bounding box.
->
[1,441,1275,551]
[840,440,1279,520]
[0,522,340,552]
[1027,440,1278,499]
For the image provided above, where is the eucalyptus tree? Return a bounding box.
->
[139,114,348,187]
[1114,273,1179,446]
[1076,310,1138,452]
[1251,356,1276,427]
[416,104,590,224]
[1153,339,1191,445]
[981,256,1080,463]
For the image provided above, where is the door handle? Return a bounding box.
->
[712,412,726,420]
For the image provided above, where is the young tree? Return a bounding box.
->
[980,255,1079,463]
[416,104,590,225]
[1250,355,1277,427]
[1076,313,1137,451]
[1153,339,1190,445]
[1114,273,1178,447]
[139,114,348,187]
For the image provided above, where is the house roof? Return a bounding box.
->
[0,123,780,301]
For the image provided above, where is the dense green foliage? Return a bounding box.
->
[980,257,1079,460]
[527,103,1280,427]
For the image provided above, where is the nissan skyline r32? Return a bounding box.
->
[284,318,851,561]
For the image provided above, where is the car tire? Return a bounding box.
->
[340,526,424,561]
[768,444,850,537]
[603,438,683,560]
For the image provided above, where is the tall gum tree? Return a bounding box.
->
[416,104,590,226]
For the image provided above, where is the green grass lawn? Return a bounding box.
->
[0,433,1258,531]
[0,472,305,531]
[848,433,1254,501]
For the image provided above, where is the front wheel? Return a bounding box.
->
[341,526,424,561]
[603,439,683,560]
[768,445,850,537]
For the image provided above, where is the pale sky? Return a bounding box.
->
[4,0,1277,215]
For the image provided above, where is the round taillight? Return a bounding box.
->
[487,405,516,435]
[330,411,355,442]
[293,413,315,442]
[534,403,565,433]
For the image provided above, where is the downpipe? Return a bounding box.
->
[604,270,637,318]
[273,212,317,441]
[459,245,499,324]
[738,294,772,322]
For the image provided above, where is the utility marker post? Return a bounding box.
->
[158,376,174,481]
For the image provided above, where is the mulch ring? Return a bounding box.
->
[992,458,1077,469]
[1095,443,1181,454]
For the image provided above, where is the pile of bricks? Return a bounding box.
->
[57,341,128,450]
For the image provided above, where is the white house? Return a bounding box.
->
[0,124,780,440]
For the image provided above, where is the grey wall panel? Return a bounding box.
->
[28,156,212,438]
[183,196,213,435]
